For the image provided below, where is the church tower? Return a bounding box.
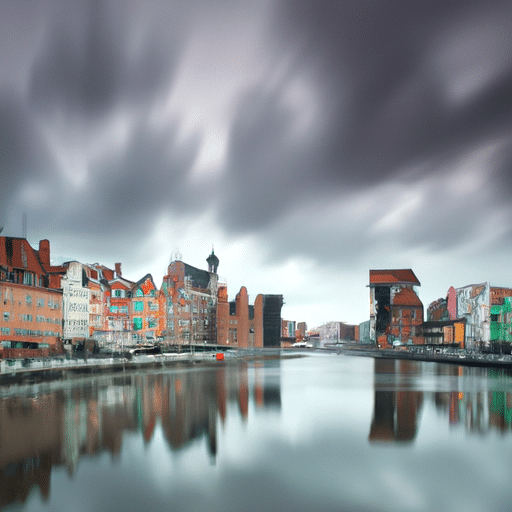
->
[206,249,219,274]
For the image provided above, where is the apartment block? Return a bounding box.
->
[0,237,63,357]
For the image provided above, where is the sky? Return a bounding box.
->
[1,0,512,329]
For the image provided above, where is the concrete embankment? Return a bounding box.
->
[339,346,512,369]
[0,349,294,389]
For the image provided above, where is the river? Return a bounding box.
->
[1,351,512,512]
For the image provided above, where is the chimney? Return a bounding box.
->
[115,262,122,277]
[39,239,50,267]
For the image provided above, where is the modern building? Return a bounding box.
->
[369,269,424,348]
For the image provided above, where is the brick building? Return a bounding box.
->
[217,288,283,348]
[0,237,63,357]
[131,274,160,344]
[369,269,424,348]
[105,264,134,349]
[161,253,219,346]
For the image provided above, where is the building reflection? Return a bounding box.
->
[369,359,512,443]
[369,359,423,442]
[0,362,281,509]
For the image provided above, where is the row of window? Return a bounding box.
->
[111,301,160,313]
[66,289,89,298]
[133,318,158,330]
[0,329,59,337]
[2,312,60,324]
[1,341,51,349]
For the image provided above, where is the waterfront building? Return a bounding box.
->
[358,320,371,343]
[491,296,512,351]
[297,322,307,339]
[216,288,284,347]
[131,274,160,344]
[369,269,424,348]
[281,319,296,346]
[83,263,109,344]
[0,237,63,357]
[424,283,512,351]
[161,252,219,346]
[61,261,90,344]
[105,264,134,350]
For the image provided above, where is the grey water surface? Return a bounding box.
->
[1,352,512,512]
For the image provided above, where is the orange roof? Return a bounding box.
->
[0,237,45,274]
[369,269,420,286]
[392,288,423,307]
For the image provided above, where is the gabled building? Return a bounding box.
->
[369,269,424,348]
[131,274,160,344]
[105,264,134,349]
[83,263,109,342]
[0,237,63,357]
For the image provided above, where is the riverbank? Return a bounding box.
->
[337,345,512,369]
[0,348,296,388]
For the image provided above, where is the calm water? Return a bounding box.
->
[2,352,512,512]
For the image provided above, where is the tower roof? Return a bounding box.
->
[369,269,420,286]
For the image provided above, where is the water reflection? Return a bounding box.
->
[3,355,512,511]
[369,358,512,443]
[0,361,281,509]
[369,359,423,442]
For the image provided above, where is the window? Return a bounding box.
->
[37,298,45,307]
[491,314,499,322]
[1,327,10,335]
[134,301,144,312]
[25,294,32,305]
[23,272,34,286]
[133,317,143,330]
[119,305,129,314]
[110,306,118,314]
[3,312,9,322]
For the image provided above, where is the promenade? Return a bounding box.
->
[338,345,512,369]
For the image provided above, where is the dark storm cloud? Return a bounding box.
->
[29,0,181,121]
[0,93,58,220]
[220,80,321,231]
[274,0,512,186]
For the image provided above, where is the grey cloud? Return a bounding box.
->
[219,80,324,232]
[28,0,181,122]
[274,0,512,187]
[0,93,58,222]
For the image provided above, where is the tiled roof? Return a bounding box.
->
[369,269,420,286]
[0,237,45,274]
[392,288,423,306]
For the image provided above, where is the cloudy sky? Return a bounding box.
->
[2,0,512,329]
